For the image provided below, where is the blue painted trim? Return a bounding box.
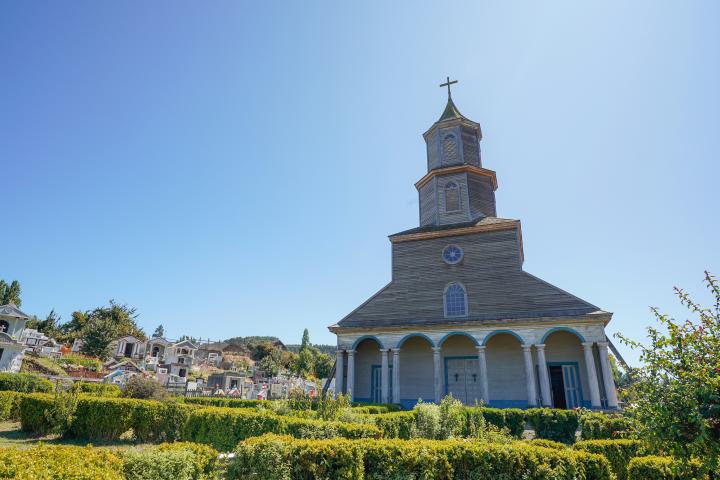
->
[354,397,371,403]
[443,355,477,396]
[482,329,525,345]
[396,333,435,348]
[487,400,529,409]
[547,361,585,408]
[541,327,586,343]
[438,332,479,347]
[351,335,384,350]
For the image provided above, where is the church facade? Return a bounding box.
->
[328,85,619,410]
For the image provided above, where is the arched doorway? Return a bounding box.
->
[439,333,480,405]
[484,332,527,408]
[542,329,588,409]
[352,337,383,403]
[397,335,434,407]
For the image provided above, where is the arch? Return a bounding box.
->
[540,327,586,344]
[444,282,467,318]
[351,335,385,350]
[482,329,526,346]
[438,331,479,347]
[444,181,460,212]
[396,333,435,349]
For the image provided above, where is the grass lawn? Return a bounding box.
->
[0,421,154,450]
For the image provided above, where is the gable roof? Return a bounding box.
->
[172,339,198,349]
[0,304,30,320]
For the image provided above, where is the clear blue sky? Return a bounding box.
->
[2,1,718,364]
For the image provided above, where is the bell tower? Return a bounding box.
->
[417,78,498,227]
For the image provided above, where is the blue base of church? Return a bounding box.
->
[395,399,593,410]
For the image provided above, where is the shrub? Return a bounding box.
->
[0,391,21,421]
[183,406,381,451]
[43,381,79,435]
[574,439,644,480]
[57,353,103,372]
[123,443,220,480]
[183,397,269,409]
[412,400,441,439]
[0,372,53,393]
[370,411,416,439]
[121,375,168,401]
[130,399,192,442]
[526,408,580,444]
[351,404,402,414]
[229,434,614,480]
[627,456,705,480]
[18,393,54,435]
[438,394,465,439]
[0,444,123,479]
[579,411,637,440]
[70,381,121,397]
[465,407,525,438]
[526,438,568,450]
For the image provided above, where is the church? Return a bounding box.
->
[328,80,619,410]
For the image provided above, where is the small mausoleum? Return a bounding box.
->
[329,81,619,410]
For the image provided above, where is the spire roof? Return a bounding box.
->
[437,96,465,122]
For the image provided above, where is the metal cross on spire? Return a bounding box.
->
[440,76,458,99]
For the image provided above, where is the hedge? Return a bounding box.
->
[0,445,123,479]
[579,412,636,440]
[352,405,401,414]
[627,456,705,480]
[229,434,613,480]
[574,439,644,480]
[368,411,416,439]
[466,406,526,438]
[526,408,580,443]
[0,372,53,393]
[183,397,269,409]
[0,391,21,421]
[123,442,220,480]
[183,406,381,451]
[70,381,122,397]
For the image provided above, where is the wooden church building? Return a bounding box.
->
[329,81,619,410]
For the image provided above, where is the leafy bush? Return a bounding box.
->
[438,394,466,439]
[574,439,645,480]
[183,397,269,408]
[121,375,168,401]
[183,406,380,451]
[0,372,53,393]
[70,381,121,397]
[0,391,21,421]
[351,403,402,414]
[369,411,416,439]
[130,399,193,442]
[43,381,78,435]
[465,406,525,438]
[0,444,123,479]
[57,353,103,372]
[123,443,220,480]
[579,411,637,440]
[525,438,568,450]
[412,400,441,439]
[18,393,54,435]
[526,408,580,444]
[627,455,705,480]
[229,434,613,480]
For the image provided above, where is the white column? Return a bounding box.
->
[335,350,344,398]
[476,345,489,404]
[522,345,538,407]
[380,349,389,404]
[535,344,552,407]
[432,346,442,403]
[582,342,602,408]
[597,342,619,409]
[391,348,400,404]
[346,349,355,401]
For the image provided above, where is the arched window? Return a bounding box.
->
[442,134,458,163]
[0,321,8,333]
[444,283,467,317]
[445,182,460,212]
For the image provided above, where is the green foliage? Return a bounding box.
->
[0,391,21,421]
[123,442,220,480]
[26,309,61,338]
[627,455,705,480]
[44,380,78,436]
[0,445,123,479]
[574,439,645,480]
[465,406,525,438]
[0,279,21,307]
[352,404,401,414]
[76,301,145,358]
[183,406,380,451]
[18,393,54,435]
[579,411,637,440]
[616,271,720,475]
[0,372,53,393]
[412,400,440,439]
[315,392,351,420]
[58,354,104,372]
[526,438,568,450]
[70,381,121,397]
[438,393,465,439]
[152,324,165,338]
[229,434,614,480]
[22,355,66,376]
[121,375,168,401]
[369,411,416,439]
[182,396,269,408]
[526,407,580,444]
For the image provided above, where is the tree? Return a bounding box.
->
[0,279,21,306]
[78,301,145,359]
[121,375,168,401]
[295,348,315,378]
[80,315,118,359]
[314,352,334,379]
[300,328,311,351]
[616,271,720,478]
[152,324,165,338]
[31,310,62,339]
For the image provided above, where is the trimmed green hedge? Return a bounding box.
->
[0,444,123,479]
[0,372,53,393]
[229,434,613,480]
[627,456,705,480]
[526,408,580,443]
[70,381,121,397]
[0,391,21,421]
[183,397,269,409]
[466,406,526,438]
[352,405,401,414]
[123,442,220,480]
[184,406,381,451]
[579,412,636,440]
[368,411,416,439]
[574,439,644,480]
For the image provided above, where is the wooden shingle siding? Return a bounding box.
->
[419,182,437,226]
[461,126,481,167]
[468,173,497,218]
[338,228,597,328]
[426,133,440,170]
[436,173,471,225]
